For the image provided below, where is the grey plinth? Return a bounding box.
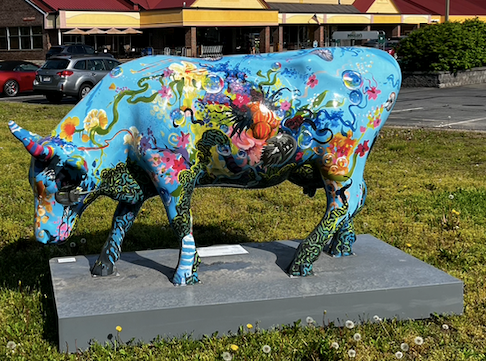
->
[49,234,463,352]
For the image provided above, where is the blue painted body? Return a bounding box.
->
[10,48,401,285]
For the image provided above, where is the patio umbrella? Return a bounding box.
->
[121,28,143,50]
[121,28,143,35]
[85,28,107,50]
[63,28,88,35]
[105,28,124,53]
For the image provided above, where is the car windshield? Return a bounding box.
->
[42,59,70,70]
[48,47,63,54]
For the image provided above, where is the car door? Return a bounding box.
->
[87,59,108,85]
[15,63,38,92]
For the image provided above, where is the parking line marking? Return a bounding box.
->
[392,107,423,112]
[435,117,486,127]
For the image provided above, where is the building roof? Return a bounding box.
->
[355,0,486,15]
[268,3,360,14]
[29,0,137,11]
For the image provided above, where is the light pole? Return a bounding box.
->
[446,0,450,22]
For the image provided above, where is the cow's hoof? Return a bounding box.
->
[288,262,314,277]
[91,260,115,277]
[172,270,200,286]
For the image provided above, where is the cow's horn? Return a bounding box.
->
[8,121,55,161]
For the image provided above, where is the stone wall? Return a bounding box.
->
[402,67,486,88]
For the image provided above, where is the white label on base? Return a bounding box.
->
[197,245,248,258]
[57,257,77,263]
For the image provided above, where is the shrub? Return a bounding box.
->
[397,18,486,72]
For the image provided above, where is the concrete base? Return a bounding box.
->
[49,234,463,352]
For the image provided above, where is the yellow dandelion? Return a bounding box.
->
[247,323,253,330]
[452,209,460,216]
[116,325,122,332]
[230,344,239,351]
[406,243,412,248]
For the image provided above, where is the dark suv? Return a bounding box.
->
[46,44,112,60]
[33,55,121,103]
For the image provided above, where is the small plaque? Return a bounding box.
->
[197,245,248,258]
[57,257,77,264]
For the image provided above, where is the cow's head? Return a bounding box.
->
[9,121,92,244]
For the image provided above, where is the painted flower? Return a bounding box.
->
[169,61,208,88]
[148,153,165,168]
[60,116,79,141]
[84,109,108,133]
[355,140,370,157]
[367,105,384,129]
[366,86,381,100]
[280,100,291,111]
[233,93,251,108]
[230,128,266,166]
[160,151,177,170]
[158,85,172,99]
[307,74,319,88]
[172,157,187,174]
[176,132,191,148]
[163,68,174,78]
[285,115,304,132]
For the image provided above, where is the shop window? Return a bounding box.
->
[0,26,43,51]
[0,28,6,50]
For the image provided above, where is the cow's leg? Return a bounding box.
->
[287,180,349,276]
[288,176,367,276]
[323,180,367,257]
[91,201,143,276]
[161,169,200,286]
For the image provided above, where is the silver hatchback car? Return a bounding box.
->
[34,55,121,103]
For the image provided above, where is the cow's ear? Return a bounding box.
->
[65,156,88,175]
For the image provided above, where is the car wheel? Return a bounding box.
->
[78,83,92,100]
[3,80,19,97]
[45,93,63,104]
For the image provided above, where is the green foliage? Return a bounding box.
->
[3,104,486,359]
[398,18,486,72]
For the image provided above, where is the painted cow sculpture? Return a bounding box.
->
[10,48,401,285]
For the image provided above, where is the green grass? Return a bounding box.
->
[2,102,486,360]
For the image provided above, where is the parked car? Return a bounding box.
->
[33,55,121,103]
[0,60,39,97]
[46,44,113,60]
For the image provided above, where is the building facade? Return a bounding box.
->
[1,0,486,61]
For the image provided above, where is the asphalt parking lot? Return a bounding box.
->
[388,83,486,131]
[2,83,486,131]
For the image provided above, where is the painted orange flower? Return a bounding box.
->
[60,116,79,141]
